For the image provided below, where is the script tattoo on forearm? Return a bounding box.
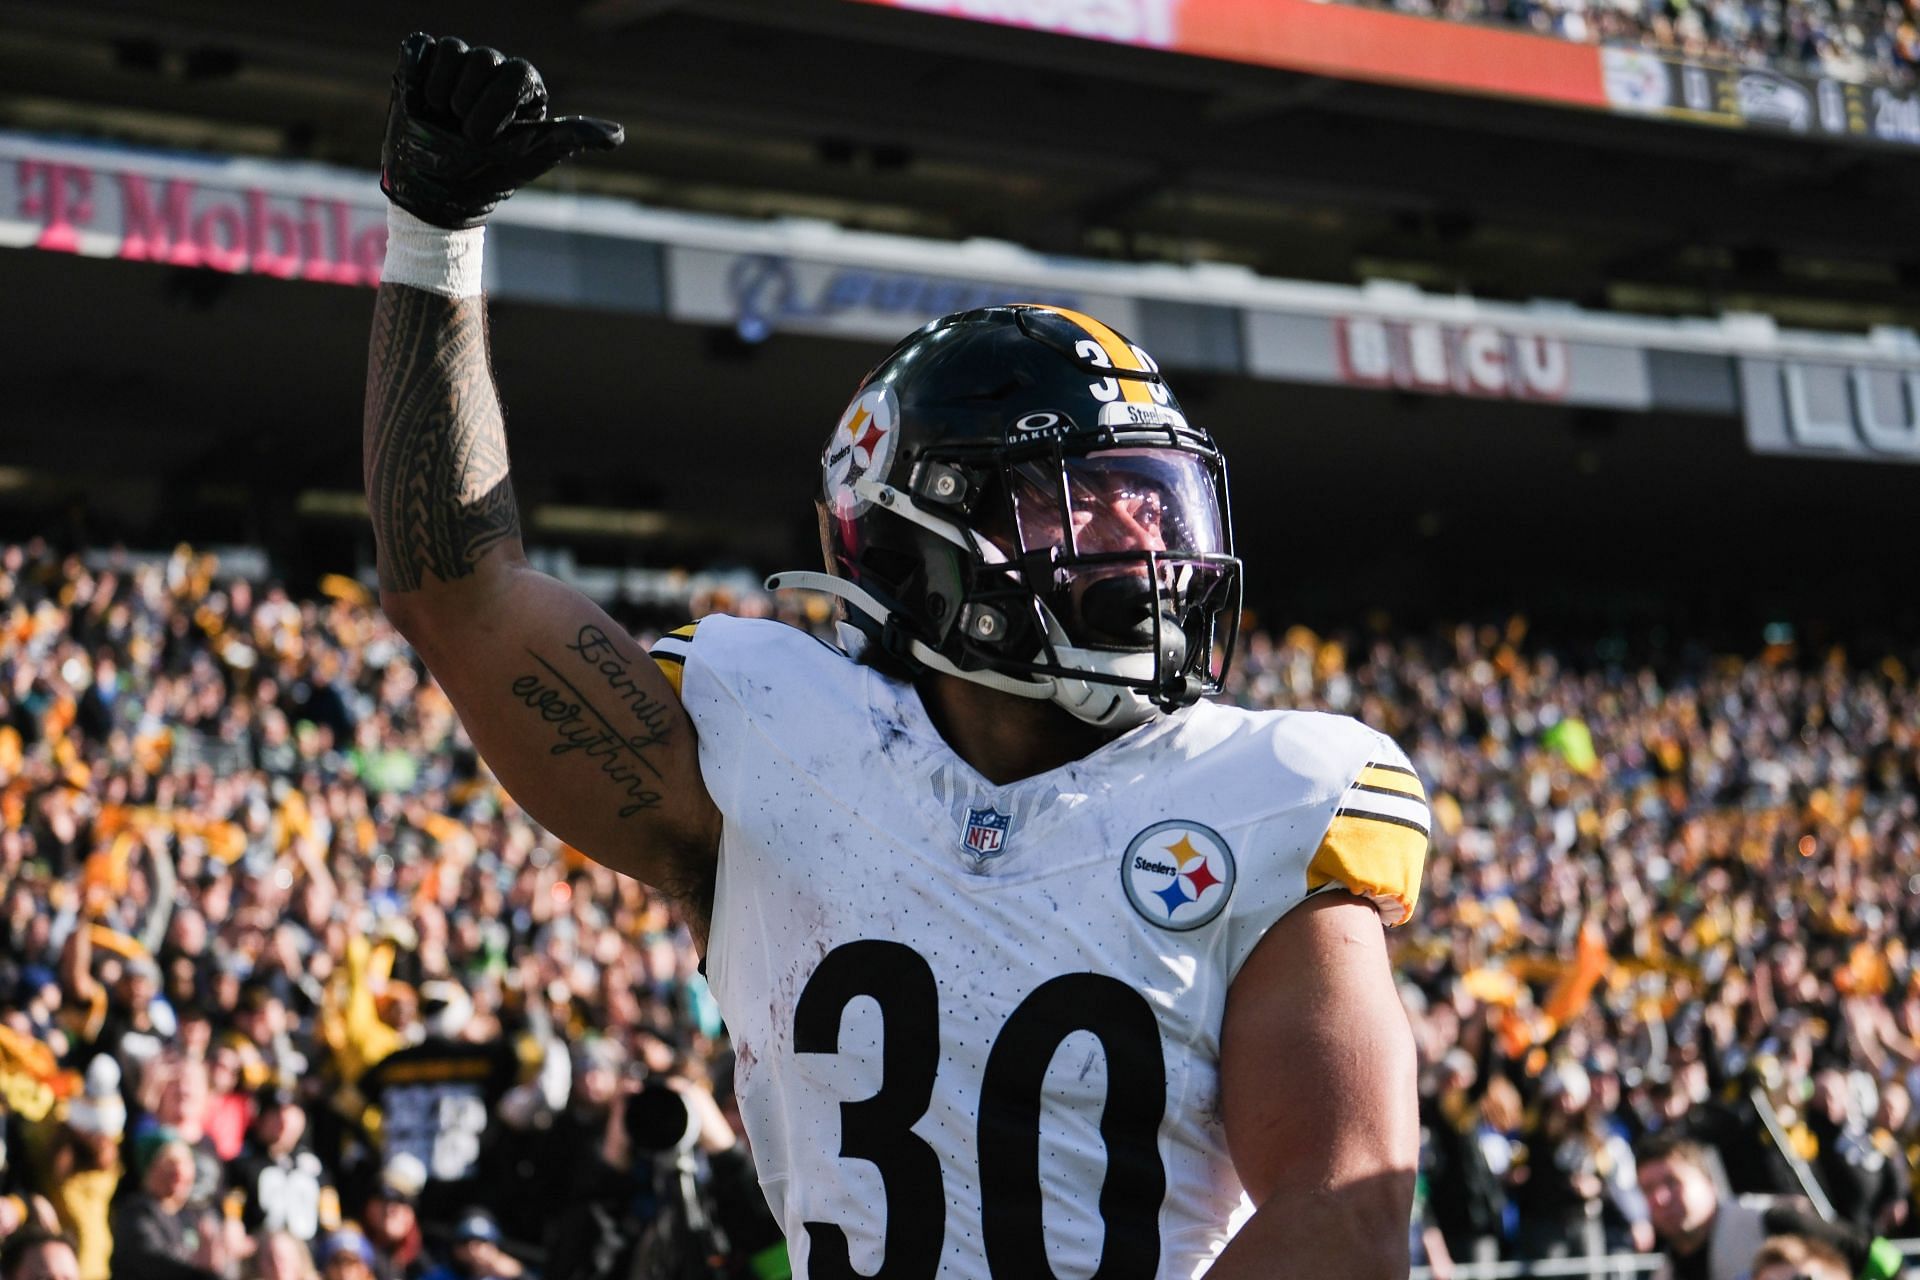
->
[511,625,678,818]
[364,285,521,593]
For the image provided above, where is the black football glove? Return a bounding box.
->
[380,33,624,230]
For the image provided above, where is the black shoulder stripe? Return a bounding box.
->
[1351,781,1420,800]
[1334,807,1431,837]
[1364,761,1419,778]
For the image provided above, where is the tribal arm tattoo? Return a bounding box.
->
[364,285,521,594]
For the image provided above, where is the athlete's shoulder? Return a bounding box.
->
[1180,701,1406,797]
[648,613,854,698]
[1189,702,1429,925]
[1305,713,1428,926]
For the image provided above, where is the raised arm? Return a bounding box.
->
[1209,892,1420,1279]
[364,34,719,908]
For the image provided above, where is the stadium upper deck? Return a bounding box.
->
[1,0,1916,643]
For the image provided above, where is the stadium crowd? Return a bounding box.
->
[1347,0,1920,90]
[0,539,1916,1280]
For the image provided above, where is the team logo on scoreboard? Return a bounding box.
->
[962,806,1011,857]
[1120,820,1235,930]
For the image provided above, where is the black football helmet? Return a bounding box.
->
[768,304,1242,728]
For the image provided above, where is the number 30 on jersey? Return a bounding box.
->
[796,939,1168,1279]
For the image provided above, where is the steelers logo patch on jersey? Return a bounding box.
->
[1121,820,1235,931]
[823,385,899,518]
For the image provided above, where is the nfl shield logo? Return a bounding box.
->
[962,806,1011,856]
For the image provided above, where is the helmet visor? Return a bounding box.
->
[1000,448,1224,559]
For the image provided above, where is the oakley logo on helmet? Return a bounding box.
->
[823,386,900,518]
[1012,412,1066,437]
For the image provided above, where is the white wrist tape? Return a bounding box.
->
[381,205,485,298]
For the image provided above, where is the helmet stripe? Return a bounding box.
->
[1027,305,1157,406]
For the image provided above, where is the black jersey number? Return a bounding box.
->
[794,940,1167,1279]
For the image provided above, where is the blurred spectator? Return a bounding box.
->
[131,1056,222,1216]
[1807,1067,1905,1235]
[1511,1060,1608,1266]
[15,1058,122,1280]
[357,1156,426,1280]
[1424,1049,1507,1265]
[314,1230,377,1280]
[5,541,1920,1277]
[1637,1133,1886,1280]
[249,1231,319,1280]
[109,1137,215,1280]
[231,1084,331,1243]
[421,1212,526,1280]
[352,986,523,1231]
[0,1228,79,1280]
[1750,1232,1853,1280]
[1870,1082,1914,1235]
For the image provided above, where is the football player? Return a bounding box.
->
[365,33,1428,1278]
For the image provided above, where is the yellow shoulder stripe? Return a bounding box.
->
[1307,813,1427,927]
[1357,764,1425,799]
[649,622,697,697]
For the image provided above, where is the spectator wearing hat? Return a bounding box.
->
[422,1211,527,1280]
[108,1137,218,1280]
[360,1157,426,1280]
[130,1056,222,1217]
[231,1084,332,1243]
[0,1227,79,1280]
[314,1229,377,1280]
[16,1059,122,1280]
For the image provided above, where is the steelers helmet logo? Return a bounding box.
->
[1121,820,1235,931]
[823,386,900,518]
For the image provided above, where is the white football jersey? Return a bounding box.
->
[650,615,1428,1280]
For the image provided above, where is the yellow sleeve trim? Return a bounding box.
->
[1307,813,1427,926]
[1357,764,1426,799]
[649,623,697,697]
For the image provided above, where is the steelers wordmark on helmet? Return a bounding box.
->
[822,385,899,518]
[1121,819,1236,930]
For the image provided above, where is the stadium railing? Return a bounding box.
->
[1409,1258,1659,1279]
[1409,1238,1920,1278]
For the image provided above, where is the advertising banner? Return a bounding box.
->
[1740,357,1920,463]
[1600,49,1920,145]
[852,1,1920,149]
[1244,309,1654,408]
[0,133,388,286]
[665,245,1140,343]
[849,0,1607,108]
